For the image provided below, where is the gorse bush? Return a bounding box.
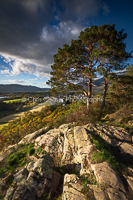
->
[0,94,132,152]
[0,101,99,151]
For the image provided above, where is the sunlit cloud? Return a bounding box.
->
[0,54,52,78]
[0,69,10,75]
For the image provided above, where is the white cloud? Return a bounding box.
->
[40,27,55,42]
[1,54,52,78]
[29,78,42,81]
[110,70,126,74]
[41,21,84,43]
[2,54,13,63]
[0,69,10,75]
[41,82,50,87]
[9,60,36,76]
[93,76,103,80]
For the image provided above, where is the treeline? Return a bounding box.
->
[0,101,37,113]
[0,91,52,100]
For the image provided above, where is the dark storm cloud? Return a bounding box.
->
[0,0,109,77]
[0,0,47,54]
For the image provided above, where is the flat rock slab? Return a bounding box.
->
[102,126,131,142]
[18,127,46,144]
[91,162,126,193]
[74,126,92,149]
[107,187,127,200]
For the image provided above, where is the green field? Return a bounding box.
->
[0,102,47,124]
[3,99,22,103]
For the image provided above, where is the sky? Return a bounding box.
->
[0,0,133,88]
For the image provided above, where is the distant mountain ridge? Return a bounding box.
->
[0,84,49,92]
[78,77,112,93]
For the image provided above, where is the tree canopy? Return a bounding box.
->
[47,24,132,111]
[108,64,133,104]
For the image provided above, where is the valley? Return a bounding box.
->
[0,102,47,129]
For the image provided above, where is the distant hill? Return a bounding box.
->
[93,77,105,87]
[0,84,49,92]
[78,77,112,93]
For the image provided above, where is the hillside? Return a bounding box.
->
[0,84,49,92]
[79,77,112,94]
[0,68,133,199]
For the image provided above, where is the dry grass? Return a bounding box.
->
[0,102,46,123]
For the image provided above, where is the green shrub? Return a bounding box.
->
[27,143,35,156]
[8,151,26,167]
[91,133,126,174]
[36,146,42,154]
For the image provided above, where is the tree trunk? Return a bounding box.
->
[87,78,92,110]
[98,78,108,120]
[87,97,89,109]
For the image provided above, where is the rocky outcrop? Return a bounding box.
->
[4,154,54,200]
[1,123,133,199]
[18,126,51,145]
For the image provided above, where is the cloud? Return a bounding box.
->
[0,0,109,79]
[110,69,126,74]
[9,60,36,76]
[102,3,110,15]
[0,69,10,75]
[29,78,42,81]
[1,54,52,78]
[20,0,44,13]
[61,0,102,20]
[41,21,85,44]
[93,76,103,80]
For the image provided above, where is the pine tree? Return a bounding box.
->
[47,24,132,113]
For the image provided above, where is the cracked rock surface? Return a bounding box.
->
[1,123,133,199]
